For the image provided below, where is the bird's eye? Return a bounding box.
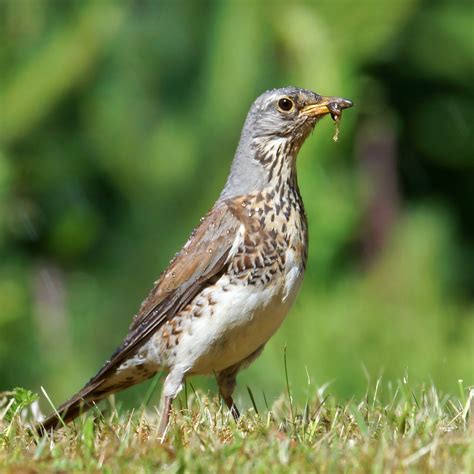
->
[277,97,294,112]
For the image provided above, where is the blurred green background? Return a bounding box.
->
[0,0,473,410]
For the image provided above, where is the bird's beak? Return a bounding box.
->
[301,96,353,120]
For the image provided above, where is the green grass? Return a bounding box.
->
[1,380,473,473]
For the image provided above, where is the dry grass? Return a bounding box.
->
[1,379,473,473]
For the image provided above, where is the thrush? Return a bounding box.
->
[38,87,353,437]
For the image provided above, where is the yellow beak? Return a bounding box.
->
[301,96,353,119]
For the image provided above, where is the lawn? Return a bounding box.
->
[1,380,472,473]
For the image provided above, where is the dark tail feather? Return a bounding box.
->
[36,357,158,433]
[36,371,151,433]
[36,381,110,433]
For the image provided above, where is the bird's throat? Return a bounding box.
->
[253,136,299,192]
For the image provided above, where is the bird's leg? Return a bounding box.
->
[216,370,240,421]
[223,394,240,421]
[158,369,184,441]
[216,345,266,421]
[157,395,172,440]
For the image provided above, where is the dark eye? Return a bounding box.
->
[278,97,294,112]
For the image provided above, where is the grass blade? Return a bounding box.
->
[246,385,259,415]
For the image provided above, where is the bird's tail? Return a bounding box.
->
[37,371,143,433]
[37,382,109,433]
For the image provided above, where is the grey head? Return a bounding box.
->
[219,86,352,201]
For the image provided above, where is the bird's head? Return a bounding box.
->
[249,86,352,147]
[219,86,353,200]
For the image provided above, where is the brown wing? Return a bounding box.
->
[37,201,242,431]
[89,201,241,383]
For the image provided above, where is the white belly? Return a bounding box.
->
[174,262,303,374]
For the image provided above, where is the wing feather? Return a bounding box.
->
[38,201,242,431]
[89,201,241,383]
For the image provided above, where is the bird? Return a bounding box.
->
[38,86,353,437]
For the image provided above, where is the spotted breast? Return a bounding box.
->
[141,170,308,376]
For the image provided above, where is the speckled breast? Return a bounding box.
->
[146,185,308,374]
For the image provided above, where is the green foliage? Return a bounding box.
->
[0,0,472,412]
[0,387,38,423]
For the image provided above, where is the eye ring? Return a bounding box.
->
[277,97,294,112]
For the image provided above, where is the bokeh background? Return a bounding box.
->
[1,0,473,411]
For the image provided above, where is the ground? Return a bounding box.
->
[1,380,473,473]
